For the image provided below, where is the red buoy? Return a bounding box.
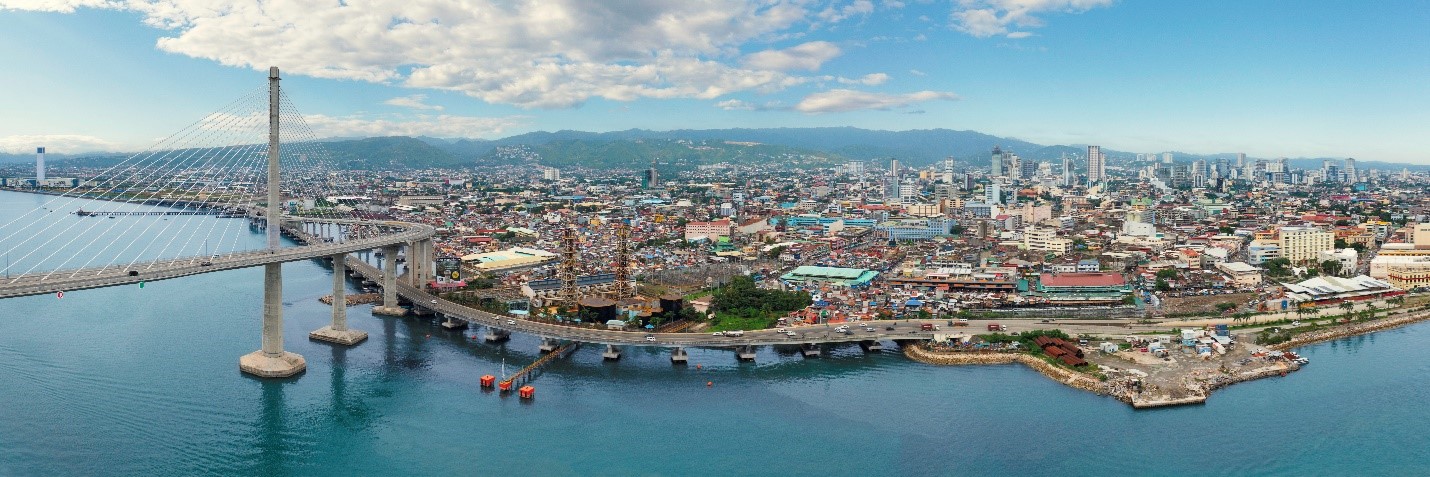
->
[518,385,535,399]
[706,381,713,387]
[480,375,496,388]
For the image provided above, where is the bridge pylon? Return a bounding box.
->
[240,66,304,378]
[372,245,406,316]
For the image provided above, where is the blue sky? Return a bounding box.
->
[1,1,1426,163]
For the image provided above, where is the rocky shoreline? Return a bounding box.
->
[1271,308,1430,351]
[318,293,381,306]
[902,345,1105,395]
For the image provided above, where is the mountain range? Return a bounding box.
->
[3,128,1419,172]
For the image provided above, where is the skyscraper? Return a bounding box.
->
[889,159,900,177]
[1235,153,1246,168]
[1087,145,1105,186]
[1162,152,1173,164]
[644,161,659,188]
[1061,153,1074,187]
[990,146,1003,177]
[984,182,1001,205]
[35,147,45,184]
[1345,158,1358,183]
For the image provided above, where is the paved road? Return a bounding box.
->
[0,217,434,299]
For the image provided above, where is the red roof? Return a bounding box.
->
[1039,273,1126,287]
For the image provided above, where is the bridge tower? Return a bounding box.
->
[240,67,306,377]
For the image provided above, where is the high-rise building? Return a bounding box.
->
[990,146,1003,177]
[35,147,45,184]
[1191,160,1207,187]
[1344,158,1358,183]
[1020,159,1038,180]
[1087,146,1105,186]
[1061,153,1074,187]
[542,166,561,181]
[941,157,955,183]
[1235,153,1245,168]
[1279,226,1334,264]
[889,159,900,178]
[1162,152,1173,164]
[644,161,659,188]
[984,182,1002,205]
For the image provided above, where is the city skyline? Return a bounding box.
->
[1,1,1426,163]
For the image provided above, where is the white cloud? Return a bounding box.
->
[909,69,927,76]
[716,99,758,111]
[794,89,957,113]
[950,0,1113,38]
[0,134,121,154]
[301,114,528,138]
[742,41,843,72]
[818,0,875,23]
[836,73,890,85]
[383,94,444,111]
[4,0,882,109]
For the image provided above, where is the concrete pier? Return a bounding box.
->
[859,340,883,352]
[539,338,558,353]
[439,317,468,331]
[602,345,622,360]
[311,253,368,346]
[371,245,406,316]
[736,345,757,361]
[484,329,510,343]
[671,347,689,364]
[801,343,821,358]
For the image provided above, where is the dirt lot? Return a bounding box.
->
[1086,331,1292,401]
[1159,292,1254,316]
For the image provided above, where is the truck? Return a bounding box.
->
[725,330,744,337]
[987,323,1007,331]
[920,323,935,331]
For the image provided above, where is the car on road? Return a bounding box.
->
[712,331,725,336]
[506,319,516,325]
[645,335,656,342]
[885,326,895,331]
[430,299,438,304]
[200,261,212,267]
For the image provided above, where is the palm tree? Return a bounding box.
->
[1339,301,1355,321]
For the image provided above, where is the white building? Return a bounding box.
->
[1278,226,1334,264]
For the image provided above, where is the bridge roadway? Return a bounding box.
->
[0,218,435,299]
[347,258,943,347]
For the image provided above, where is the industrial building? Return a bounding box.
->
[779,266,878,288]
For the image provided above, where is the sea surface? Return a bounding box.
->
[1,189,1428,476]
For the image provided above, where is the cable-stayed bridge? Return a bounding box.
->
[0,68,937,379]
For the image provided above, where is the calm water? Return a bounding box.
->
[1,189,1428,476]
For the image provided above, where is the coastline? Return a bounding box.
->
[904,308,1430,409]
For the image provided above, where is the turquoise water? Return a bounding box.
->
[1,189,1428,476]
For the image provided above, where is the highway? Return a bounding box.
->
[0,218,435,299]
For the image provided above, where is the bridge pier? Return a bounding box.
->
[859,340,883,352]
[602,345,622,361]
[311,254,368,346]
[736,346,757,362]
[440,316,467,331]
[671,347,688,364]
[801,343,822,358]
[484,329,510,343]
[372,245,406,316]
[539,338,558,353]
[240,264,306,377]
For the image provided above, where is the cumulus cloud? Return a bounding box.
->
[950,0,1113,38]
[742,41,843,72]
[0,134,121,154]
[794,89,957,113]
[2,0,896,109]
[383,94,444,111]
[716,99,758,111]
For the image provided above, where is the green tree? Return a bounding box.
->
[1320,259,1342,277]
[1156,268,1179,280]
[1155,279,1171,291]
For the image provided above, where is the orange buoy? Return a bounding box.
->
[706,381,713,387]
[499,380,513,391]
[518,385,535,399]
[696,364,702,370]
[480,375,496,387]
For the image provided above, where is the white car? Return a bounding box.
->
[712,331,725,336]
[506,319,516,325]
[645,335,656,342]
